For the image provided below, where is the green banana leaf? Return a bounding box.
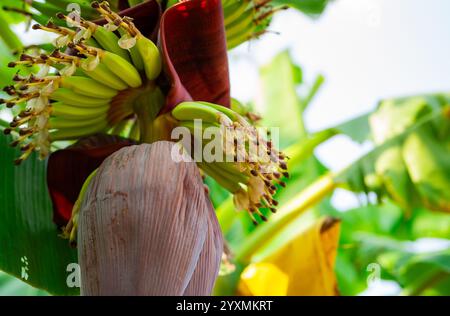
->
[332,112,371,144]
[0,134,78,295]
[0,41,16,85]
[378,247,450,296]
[0,272,49,296]
[336,94,450,214]
[354,233,450,296]
[323,201,450,295]
[257,51,306,147]
[0,1,29,24]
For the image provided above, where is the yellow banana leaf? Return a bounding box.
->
[237,217,341,296]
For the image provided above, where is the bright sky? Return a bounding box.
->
[229,0,450,210]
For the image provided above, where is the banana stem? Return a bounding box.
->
[234,174,336,263]
[133,85,164,143]
[284,128,337,167]
[0,10,22,51]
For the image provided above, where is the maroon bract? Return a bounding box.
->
[47,134,136,226]
[160,0,230,110]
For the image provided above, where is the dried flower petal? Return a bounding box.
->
[118,34,137,49]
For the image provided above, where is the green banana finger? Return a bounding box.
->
[224,0,251,26]
[51,88,112,107]
[60,76,118,99]
[197,101,239,121]
[93,26,131,62]
[50,113,108,129]
[179,120,221,131]
[51,101,109,119]
[172,102,225,124]
[50,120,109,141]
[227,24,258,49]
[101,51,142,88]
[198,162,242,193]
[136,36,162,81]
[86,37,101,48]
[128,45,145,71]
[118,29,144,71]
[226,8,255,39]
[83,62,128,90]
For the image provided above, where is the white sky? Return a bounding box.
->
[229,0,450,209]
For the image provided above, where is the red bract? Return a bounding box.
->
[47,135,136,226]
[47,0,230,226]
[160,0,230,110]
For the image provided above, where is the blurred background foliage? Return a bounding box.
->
[0,0,449,296]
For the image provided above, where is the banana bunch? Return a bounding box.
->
[352,95,450,213]
[223,0,287,50]
[171,101,289,224]
[0,1,162,164]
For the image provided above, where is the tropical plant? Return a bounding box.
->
[0,0,448,296]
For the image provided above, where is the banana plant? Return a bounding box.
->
[0,0,447,296]
[0,0,304,294]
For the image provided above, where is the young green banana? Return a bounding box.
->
[223,0,251,26]
[51,102,109,119]
[197,101,239,121]
[50,113,108,129]
[227,23,258,49]
[92,26,131,62]
[83,62,128,90]
[118,29,144,71]
[50,120,109,141]
[99,51,142,88]
[226,8,255,39]
[172,102,228,124]
[51,88,112,107]
[179,120,221,132]
[198,162,242,193]
[135,36,162,81]
[60,76,118,99]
